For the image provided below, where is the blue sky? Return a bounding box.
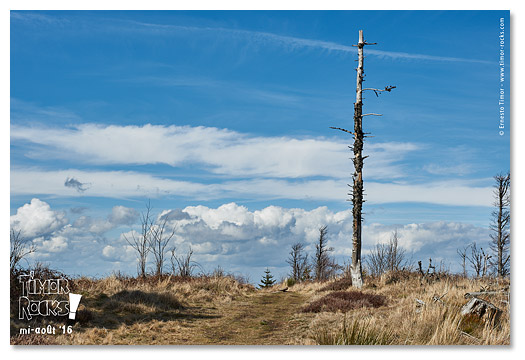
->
[10,10,510,282]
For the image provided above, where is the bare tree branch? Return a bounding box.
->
[10,228,36,273]
[329,127,355,136]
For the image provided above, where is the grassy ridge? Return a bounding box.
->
[10,270,510,345]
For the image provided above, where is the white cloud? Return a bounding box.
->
[10,169,493,207]
[10,200,142,263]
[12,123,494,207]
[11,123,416,179]
[10,198,68,238]
[102,244,135,262]
[365,181,492,207]
[150,203,490,276]
[362,221,489,253]
[11,168,214,199]
[109,206,139,225]
[10,199,491,277]
[183,203,255,230]
[33,235,68,253]
[70,205,139,235]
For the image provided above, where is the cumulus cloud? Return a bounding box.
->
[72,205,139,234]
[10,198,68,238]
[102,244,135,262]
[109,206,139,225]
[362,222,489,254]
[10,200,141,265]
[33,235,68,253]
[156,203,488,276]
[9,199,491,278]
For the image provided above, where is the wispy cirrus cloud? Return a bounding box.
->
[11,12,493,65]
[10,11,69,25]
[10,99,82,126]
[121,20,493,64]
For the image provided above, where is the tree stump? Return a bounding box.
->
[461,297,502,325]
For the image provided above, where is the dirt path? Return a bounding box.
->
[45,288,311,345]
[184,291,308,345]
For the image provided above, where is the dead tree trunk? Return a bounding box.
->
[349,30,366,289]
[331,30,395,289]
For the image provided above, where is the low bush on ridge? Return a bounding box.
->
[319,277,353,292]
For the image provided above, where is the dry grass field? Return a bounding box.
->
[10,270,510,345]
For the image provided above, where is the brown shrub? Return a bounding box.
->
[319,277,352,292]
[302,291,387,313]
[108,290,184,311]
[75,309,94,325]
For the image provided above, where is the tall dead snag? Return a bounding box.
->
[331,30,395,288]
[490,172,510,277]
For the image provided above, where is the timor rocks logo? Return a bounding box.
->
[18,271,82,321]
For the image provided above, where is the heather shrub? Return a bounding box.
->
[302,291,386,313]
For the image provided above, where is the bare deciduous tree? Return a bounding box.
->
[366,230,407,277]
[149,212,177,276]
[287,242,309,282]
[314,226,338,281]
[386,230,406,272]
[10,228,35,273]
[331,30,395,288]
[366,242,388,277]
[467,242,490,278]
[489,172,510,277]
[123,202,153,278]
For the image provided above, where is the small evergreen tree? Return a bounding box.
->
[259,267,276,288]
